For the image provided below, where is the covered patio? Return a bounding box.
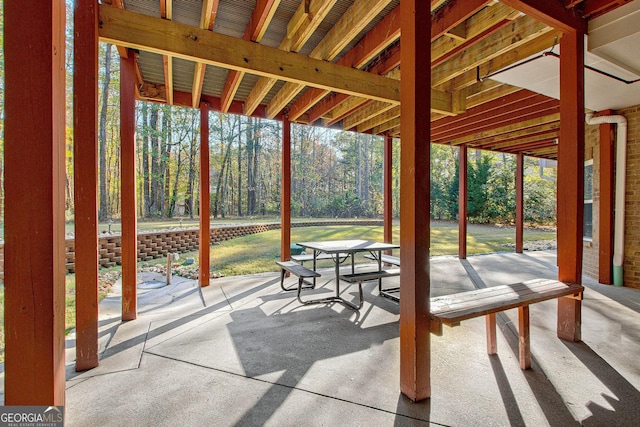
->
[61,250,640,425]
[4,0,638,412]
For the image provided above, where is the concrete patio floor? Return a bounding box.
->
[50,251,640,425]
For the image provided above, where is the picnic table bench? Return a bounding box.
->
[363,253,400,266]
[429,278,584,369]
[276,260,319,292]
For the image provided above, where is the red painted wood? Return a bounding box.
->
[199,104,211,287]
[557,30,584,341]
[74,0,100,371]
[599,118,614,284]
[399,0,431,402]
[281,115,292,261]
[384,134,393,250]
[121,55,138,321]
[500,0,587,33]
[459,145,468,259]
[431,0,491,41]
[4,0,66,405]
[516,154,524,253]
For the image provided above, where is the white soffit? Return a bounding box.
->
[488,2,640,112]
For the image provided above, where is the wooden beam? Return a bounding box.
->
[281,115,292,262]
[459,145,468,259]
[4,0,66,405]
[581,0,633,18]
[161,1,173,105]
[99,5,400,105]
[265,0,393,118]
[556,30,584,341]
[343,101,396,130]
[431,0,493,41]
[121,54,138,321]
[199,104,211,288]
[432,15,553,87]
[74,0,99,372]
[220,0,281,113]
[325,98,373,127]
[436,30,560,92]
[449,113,560,146]
[244,0,337,115]
[191,0,220,108]
[399,0,431,402]
[358,106,401,134]
[500,0,587,33]
[516,153,524,253]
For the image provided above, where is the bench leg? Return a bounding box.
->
[486,313,497,355]
[297,279,363,310]
[518,305,531,369]
[280,269,314,292]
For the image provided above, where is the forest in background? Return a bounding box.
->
[0,4,557,227]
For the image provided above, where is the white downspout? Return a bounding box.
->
[585,112,627,286]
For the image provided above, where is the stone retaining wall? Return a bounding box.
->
[0,220,383,277]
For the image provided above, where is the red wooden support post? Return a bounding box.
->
[557,30,584,341]
[458,145,468,259]
[516,153,524,254]
[4,0,66,405]
[281,114,292,261]
[121,54,138,321]
[599,115,615,284]
[74,0,100,371]
[399,0,432,402]
[199,104,211,287]
[384,133,393,249]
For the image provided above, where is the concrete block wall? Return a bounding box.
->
[0,220,383,278]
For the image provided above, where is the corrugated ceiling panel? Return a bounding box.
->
[172,0,203,27]
[137,51,165,85]
[215,0,256,38]
[172,58,196,93]
[125,0,161,18]
[202,65,229,98]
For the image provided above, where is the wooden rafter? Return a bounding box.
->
[244,0,337,115]
[161,0,173,105]
[288,4,401,121]
[98,5,402,104]
[265,0,393,119]
[500,0,587,32]
[191,0,220,108]
[220,0,281,113]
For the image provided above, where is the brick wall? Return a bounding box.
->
[582,105,640,288]
[0,220,383,278]
[582,122,600,281]
[619,105,640,288]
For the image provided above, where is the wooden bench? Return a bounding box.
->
[291,252,335,265]
[429,278,584,369]
[276,260,319,292]
[363,253,400,266]
[339,268,401,308]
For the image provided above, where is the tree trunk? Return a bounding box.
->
[237,117,243,216]
[141,103,151,217]
[163,108,172,216]
[98,43,112,220]
[149,105,160,216]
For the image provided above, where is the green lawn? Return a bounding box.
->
[0,221,555,363]
[179,221,555,277]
